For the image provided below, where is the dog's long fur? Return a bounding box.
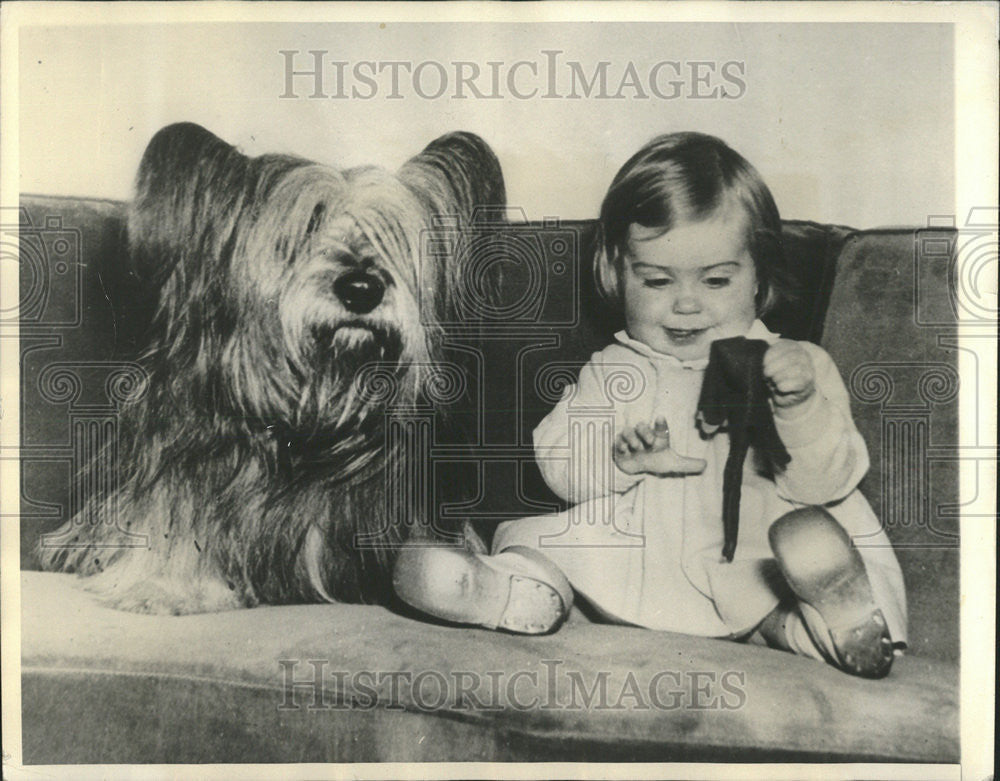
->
[40,123,505,613]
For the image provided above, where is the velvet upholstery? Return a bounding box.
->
[17,195,959,763]
[22,571,957,763]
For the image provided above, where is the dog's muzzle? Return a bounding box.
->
[334,271,385,314]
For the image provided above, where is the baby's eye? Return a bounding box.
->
[703,276,732,289]
[643,278,673,289]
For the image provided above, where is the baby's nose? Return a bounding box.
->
[672,292,702,314]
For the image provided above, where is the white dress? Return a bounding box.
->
[493,320,908,643]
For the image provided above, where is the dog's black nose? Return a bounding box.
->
[333,271,385,314]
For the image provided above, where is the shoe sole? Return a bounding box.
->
[393,547,569,634]
[769,508,894,678]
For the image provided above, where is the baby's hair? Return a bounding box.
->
[595,132,790,315]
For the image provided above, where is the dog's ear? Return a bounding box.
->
[398,132,507,226]
[128,123,250,286]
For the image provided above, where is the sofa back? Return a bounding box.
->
[15,195,959,662]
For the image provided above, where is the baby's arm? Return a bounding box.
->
[534,356,655,503]
[763,340,870,504]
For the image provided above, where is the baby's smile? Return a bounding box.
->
[664,326,708,339]
[662,327,711,349]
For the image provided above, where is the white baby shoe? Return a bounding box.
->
[393,545,573,634]
[769,506,895,678]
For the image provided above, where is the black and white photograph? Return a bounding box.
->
[1,2,996,778]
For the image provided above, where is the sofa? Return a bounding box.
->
[15,194,959,764]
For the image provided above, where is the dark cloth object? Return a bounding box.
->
[697,337,791,562]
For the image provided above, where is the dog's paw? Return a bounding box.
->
[90,574,245,615]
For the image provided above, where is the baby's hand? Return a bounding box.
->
[613,418,707,476]
[763,340,816,412]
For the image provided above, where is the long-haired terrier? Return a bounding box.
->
[40,122,506,614]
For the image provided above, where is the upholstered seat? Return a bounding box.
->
[18,195,959,763]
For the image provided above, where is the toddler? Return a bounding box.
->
[394,132,906,678]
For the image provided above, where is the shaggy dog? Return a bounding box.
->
[40,122,506,614]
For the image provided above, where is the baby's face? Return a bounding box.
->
[622,213,758,361]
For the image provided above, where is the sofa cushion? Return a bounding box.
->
[21,572,958,764]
